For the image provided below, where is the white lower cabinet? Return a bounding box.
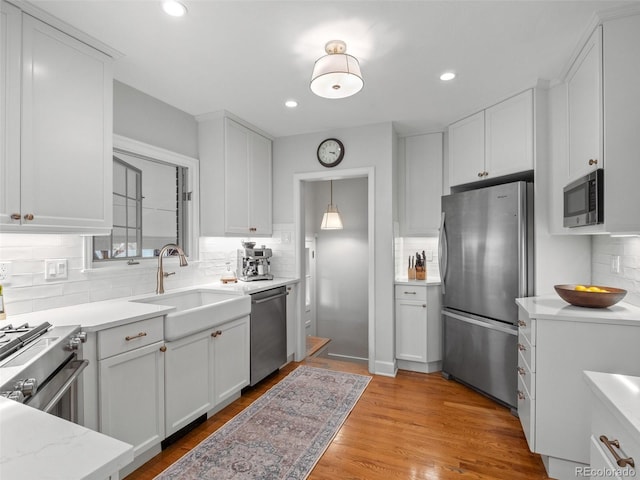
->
[99,341,165,458]
[517,306,640,479]
[164,315,250,436]
[394,284,442,373]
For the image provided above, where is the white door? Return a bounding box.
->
[304,238,317,336]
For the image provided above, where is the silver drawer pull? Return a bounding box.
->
[125,332,147,341]
[517,390,526,400]
[517,367,526,376]
[403,291,417,295]
[599,435,635,469]
[518,320,527,327]
[517,343,527,351]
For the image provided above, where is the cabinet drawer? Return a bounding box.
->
[517,314,535,346]
[517,374,536,452]
[517,351,535,399]
[395,285,427,301]
[98,316,164,359]
[517,333,535,373]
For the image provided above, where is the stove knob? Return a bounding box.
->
[66,337,82,351]
[15,378,37,397]
[75,331,87,343]
[7,391,26,403]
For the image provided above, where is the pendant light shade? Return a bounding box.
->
[311,40,363,99]
[321,180,344,230]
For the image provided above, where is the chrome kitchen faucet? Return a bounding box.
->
[156,243,188,294]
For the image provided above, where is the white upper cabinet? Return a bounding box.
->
[448,111,485,186]
[448,89,534,188]
[1,4,113,233]
[199,115,273,236]
[566,26,603,182]
[400,133,443,236]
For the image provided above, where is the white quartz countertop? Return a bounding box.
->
[584,371,640,438]
[0,397,133,480]
[395,278,441,286]
[516,295,640,326]
[9,277,299,332]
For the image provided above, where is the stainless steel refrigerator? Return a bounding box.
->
[439,181,533,409]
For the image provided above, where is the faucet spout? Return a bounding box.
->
[156,243,188,294]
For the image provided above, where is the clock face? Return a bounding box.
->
[317,138,344,168]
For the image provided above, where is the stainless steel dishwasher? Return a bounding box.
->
[249,286,287,386]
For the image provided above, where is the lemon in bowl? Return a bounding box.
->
[554,284,626,308]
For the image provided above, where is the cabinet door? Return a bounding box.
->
[448,111,485,186]
[566,26,603,182]
[0,1,21,226]
[248,132,272,235]
[165,331,213,437]
[20,15,112,232]
[395,300,427,362]
[224,118,251,234]
[212,316,250,405]
[485,90,533,179]
[99,342,165,457]
[402,133,443,236]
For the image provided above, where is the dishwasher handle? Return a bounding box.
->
[251,291,288,305]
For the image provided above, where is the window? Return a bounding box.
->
[92,148,193,263]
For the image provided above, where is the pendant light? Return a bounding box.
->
[310,40,363,99]
[321,180,344,230]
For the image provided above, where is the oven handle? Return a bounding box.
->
[26,359,88,414]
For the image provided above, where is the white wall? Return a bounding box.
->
[306,178,368,361]
[114,81,198,158]
[274,122,397,375]
[592,236,640,307]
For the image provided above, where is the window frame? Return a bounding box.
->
[83,135,200,270]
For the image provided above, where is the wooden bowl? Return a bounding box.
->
[554,284,627,308]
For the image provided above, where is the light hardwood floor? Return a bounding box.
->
[125,358,550,480]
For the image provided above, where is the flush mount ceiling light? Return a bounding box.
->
[321,180,344,230]
[162,0,187,17]
[310,40,363,99]
[285,100,298,108]
[440,71,456,81]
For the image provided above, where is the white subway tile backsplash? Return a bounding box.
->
[592,236,640,307]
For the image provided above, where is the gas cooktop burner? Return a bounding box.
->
[0,322,52,363]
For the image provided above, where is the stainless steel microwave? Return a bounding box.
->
[563,168,604,228]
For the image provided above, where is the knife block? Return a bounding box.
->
[415,266,426,280]
[408,267,416,280]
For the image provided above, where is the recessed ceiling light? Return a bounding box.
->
[162,0,187,17]
[440,72,456,81]
[285,100,298,108]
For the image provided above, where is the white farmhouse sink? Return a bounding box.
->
[131,289,251,341]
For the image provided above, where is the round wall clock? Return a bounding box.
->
[317,138,345,168]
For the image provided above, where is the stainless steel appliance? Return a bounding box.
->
[249,287,287,386]
[0,322,88,422]
[439,181,533,409]
[563,168,604,227]
[238,243,274,282]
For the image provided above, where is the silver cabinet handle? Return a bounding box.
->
[517,343,527,351]
[517,390,526,400]
[517,367,526,376]
[518,320,527,327]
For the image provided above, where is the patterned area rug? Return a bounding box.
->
[155,365,371,480]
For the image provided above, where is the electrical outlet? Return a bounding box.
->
[0,262,12,282]
[610,255,621,274]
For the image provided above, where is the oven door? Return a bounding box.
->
[25,357,88,423]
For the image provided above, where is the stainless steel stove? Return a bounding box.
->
[0,321,88,422]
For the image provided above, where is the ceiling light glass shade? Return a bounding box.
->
[321,205,344,230]
[310,41,363,99]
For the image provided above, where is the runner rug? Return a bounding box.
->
[154,365,372,480]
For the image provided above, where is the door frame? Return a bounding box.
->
[293,167,375,373]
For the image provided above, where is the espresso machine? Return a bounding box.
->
[237,242,274,281]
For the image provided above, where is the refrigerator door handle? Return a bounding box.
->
[438,212,448,294]
[442,310,517,336]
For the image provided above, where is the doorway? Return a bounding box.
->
[293,168,376,373]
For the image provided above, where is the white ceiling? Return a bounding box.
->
[31,0,636,138]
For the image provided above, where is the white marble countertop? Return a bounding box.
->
[584,371,640,438]
[0,397,133,480]
[394,278,441,286]
[516,295,640,326]
[9,277,299,332]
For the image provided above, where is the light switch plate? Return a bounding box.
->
[44,259,68,280]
